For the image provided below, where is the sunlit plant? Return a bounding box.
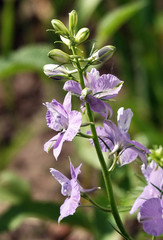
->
[43,10,163,240]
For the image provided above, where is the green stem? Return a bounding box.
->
[71,45,133,240]
[152,236,156,240]
[108,154,118,172]
[81,193,111,212]
[77,132,93,139]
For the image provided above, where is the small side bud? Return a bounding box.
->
[48,49,70,64]
[43,64,70,80]
[51,19,69,36]
[89,45,116,64]
[75,28,90,45]
[69,10,78,34]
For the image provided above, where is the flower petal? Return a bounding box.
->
[58,178,80,222]
[63,110,82,142]
[120,146,147,166]
[53,132,65,160]
[50,168,69,185]
[130,185,151,214]
[103,120,121,146]
[93,73,123,99]
[86,95,112,118]
[70,161,82,179]
[117,107,133,134]
[119,147,138,166]
[130,140,150,154]
[44,100,68,131]
[84,68,100,90]
[141,161,157,182]
[44,134,59,153]
[139,198,163,236]
[63,92,72,114]
[87,126,114,152]
[63,80,82,95]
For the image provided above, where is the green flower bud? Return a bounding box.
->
[48,49,70,64]
[75,27,90,45]
[51,19,69,36]
[69,10,78,34]
[90,45,116,64]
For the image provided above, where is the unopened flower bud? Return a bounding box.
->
[51,19,69,36]
[75,28,90,45]
[43,64,70,80]
[90,45,116,64]
[48,49,70,64]
[69,10,78,34]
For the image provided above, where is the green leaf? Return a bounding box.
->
[0,200,92,232]
[76,0,102,25]
[96,1,147,47]
[0,44,52,79]
[0,171,31,203]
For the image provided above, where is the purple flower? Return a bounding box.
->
[63,68,123,118]
[130,161,163,236]
[138,198,163,236]
[44,92,82,159]
[50,161,99,222]
[130,161,163,214]
[89,107,149,166]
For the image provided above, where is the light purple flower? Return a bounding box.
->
[89,107,149,166]
[63,68,123,118]
[130,161,163,214]
[44,92,82,159]
[50,161,99,222]
[138,198,163,236]
[130,161,163,236]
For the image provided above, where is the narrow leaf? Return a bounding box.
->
[0,44,52,79]
[96,1,147,47]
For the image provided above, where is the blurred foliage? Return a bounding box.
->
[0,0,163,239]
[148,145,163,168]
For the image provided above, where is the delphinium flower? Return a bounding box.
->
[130,161,163,236]
[63,68,123,118]
[88,107,150,166]
[44,92,82,159]
[50,161,99,222]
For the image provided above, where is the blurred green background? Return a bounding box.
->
[0,0,163,239]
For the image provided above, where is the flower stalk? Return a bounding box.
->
[43,10,155,239]
[71,45,133,240]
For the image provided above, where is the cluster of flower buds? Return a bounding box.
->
[51,10,90,47]
[44,10,116,81]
